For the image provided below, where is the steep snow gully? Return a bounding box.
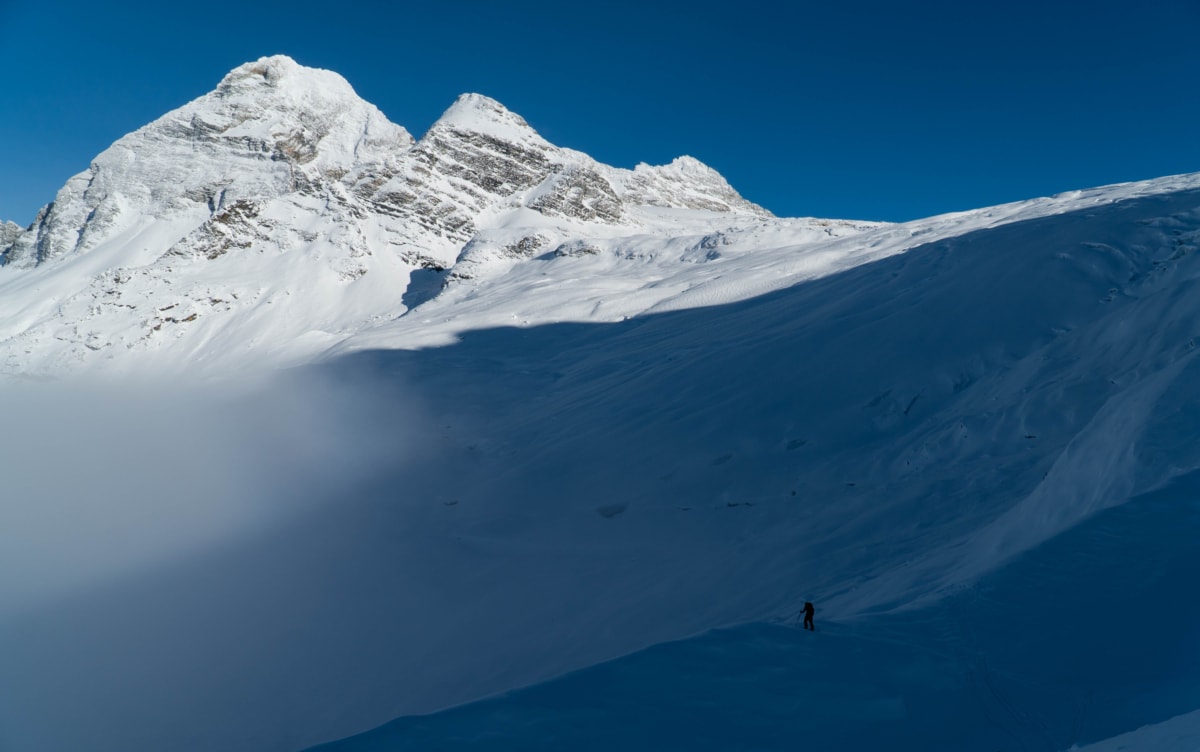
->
[3,56,1200,752]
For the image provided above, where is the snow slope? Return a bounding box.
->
[4,176,1200,751]
[1070,710,1200,752]
[4,56,1200,752]
[310,469,1200,751]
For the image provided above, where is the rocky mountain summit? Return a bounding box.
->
[3,56,412,269]
[0,55,831,378]
[0,221,21,249]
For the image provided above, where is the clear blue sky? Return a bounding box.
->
[1,0,1198,224]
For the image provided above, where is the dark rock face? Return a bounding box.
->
[2,205,56,267]
[0,221,25,264]
[358,124,557,245]
[553,239,603,257]
[170,200,270,261]
[530,165,625,224]
[349,95,766,254]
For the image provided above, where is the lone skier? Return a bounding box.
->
[801,601,815,631]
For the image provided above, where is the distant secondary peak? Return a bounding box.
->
[669,155,713,172]
[431,93,547,145]
[628,155,772,216]
[637,155,719,178]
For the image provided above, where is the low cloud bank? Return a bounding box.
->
[0,370,420,616]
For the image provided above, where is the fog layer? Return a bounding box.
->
[0,372,419,615]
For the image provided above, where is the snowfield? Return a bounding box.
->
[2,56,1200,752]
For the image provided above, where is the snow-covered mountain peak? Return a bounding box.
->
[215,55,322,93]
[216,54,311,90]
[199,55,414,172]
[0,56,414,269]
[653,155,717,175]
[431,93,548,148]
[621,155,772,216]
[0,55,806,377]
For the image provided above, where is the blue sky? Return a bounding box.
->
[1,0,1197,224]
